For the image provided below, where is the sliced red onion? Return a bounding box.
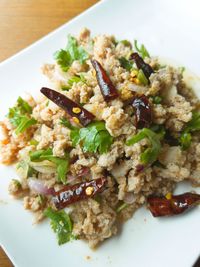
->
[28,178,55,195]
[124,192,136,204]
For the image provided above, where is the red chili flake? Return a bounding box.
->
[40,87,95,126]
[52,177,107,210]
[91,59,119,102]
[130,52,154,80]
[147,192,200,217]
[132,94,152,128]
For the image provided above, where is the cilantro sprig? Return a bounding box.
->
[54,35,88,72]
[44,207,76,245]
[29,148,69,184]
[180,111,200,150]
[126,128,161,165]
[70,121,113,154]
[61,73,86,91]
[7,97,36,134]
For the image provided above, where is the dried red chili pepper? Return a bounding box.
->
[91,59,118,102]
[52,177,107,210]
[132,94,152,128]
[130,52,154,80]
[40,87,95,126]
[147,192,200,217]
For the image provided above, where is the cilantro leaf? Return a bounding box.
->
[119,57,133,71]
[44,207,76,245]
[54,35,88,72]
[7,97,36,134]
[70,121,113,154]
[66,35,88,64]
[61,74,86,91]
[126,128,161,165]
[134,40,150,59]
[179,111,200,150]
[54,49,72,72]
[30,149,69,184]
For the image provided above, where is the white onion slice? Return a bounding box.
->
[124,192,136,204]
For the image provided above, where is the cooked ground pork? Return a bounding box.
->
[1,29,200,248]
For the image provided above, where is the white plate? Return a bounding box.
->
[0,0,200,266]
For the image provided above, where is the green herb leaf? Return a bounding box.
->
[29,139,39,146]
[68,74,86,86]
[44,207,76,245]
[15,117,36,135]
[7,97,36,134]
[54,49,72,72]
[70,121,113,154]
[17,97,32,114]
[60,85,71,91]
[179,66,185,75]
[54,35,88,72]
[116,202,129,213]
[29,148,53,161]
[150,124,166,139]
[11,179,21,189]
[60,118,76,130]
[184,112,200,133]
[180,132,191,150]
[179,112,200,150]
[126,128,161,165]
[152,95,162,104]
[134,40,150,59]
[61,74,86,91]
[119,57,133,71]
[137,69,149,86]
[66,35,88,64]
[120,40,132,47]
[30,149,69,184]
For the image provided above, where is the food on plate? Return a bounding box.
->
[1,28,200,248]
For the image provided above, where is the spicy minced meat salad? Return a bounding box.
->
[1,28,200,248]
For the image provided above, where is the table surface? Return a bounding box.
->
[0,0,98,266]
